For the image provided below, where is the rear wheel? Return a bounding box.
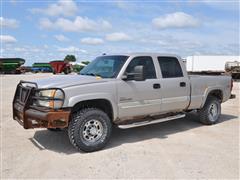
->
[68,108,112,152]
[64,67,71,74]
[198,96,221,125]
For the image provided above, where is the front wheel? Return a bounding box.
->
[198,96,221,125]
[68,108,112,152]
[47,128,61,131]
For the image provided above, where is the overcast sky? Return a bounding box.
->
[1,0,239,65]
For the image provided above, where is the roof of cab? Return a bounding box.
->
[101,52,181,59]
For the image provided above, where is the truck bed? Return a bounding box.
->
[188,74,232,110]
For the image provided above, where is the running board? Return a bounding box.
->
[117,114,186,129]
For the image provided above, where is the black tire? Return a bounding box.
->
[47,128,61,131]
[198,96,221,125]
[64,68,70,74]
[68,108,112,152]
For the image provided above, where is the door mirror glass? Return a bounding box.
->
[122,65,145,81]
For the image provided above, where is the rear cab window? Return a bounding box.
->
[157,57,183,78]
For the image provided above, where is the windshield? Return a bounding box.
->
[80,55,129,78]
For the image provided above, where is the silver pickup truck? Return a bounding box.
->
[13,53,233,152]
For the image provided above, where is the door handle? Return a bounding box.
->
[180,82,186,87]
[153,83,161,89]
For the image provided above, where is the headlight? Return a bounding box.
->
[34,89,64,109]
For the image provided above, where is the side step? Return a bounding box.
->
[117,114,186,129]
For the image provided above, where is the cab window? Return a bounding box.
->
[126,56,156,79]
[158,57,183,78]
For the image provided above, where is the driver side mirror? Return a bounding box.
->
[122,65,145,81]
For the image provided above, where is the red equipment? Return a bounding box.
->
[49,60,72,74]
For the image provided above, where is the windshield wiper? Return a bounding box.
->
[80,73,102,77]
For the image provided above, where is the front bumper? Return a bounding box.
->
[12,81,70,129]
[13,102,70,129]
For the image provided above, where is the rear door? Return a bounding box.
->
[157,56,190,113]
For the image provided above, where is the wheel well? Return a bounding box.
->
[207,90,223,102]
[71,99,113,120]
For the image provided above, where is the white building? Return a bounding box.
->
[186,56,240,71]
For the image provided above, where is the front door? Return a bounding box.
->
[117,56,161,119]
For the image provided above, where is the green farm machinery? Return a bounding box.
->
[0,58,25,74]
[31,62,53,73]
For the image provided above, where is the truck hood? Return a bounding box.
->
[32,75,107,89]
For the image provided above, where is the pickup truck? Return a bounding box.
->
[13,53,233,152]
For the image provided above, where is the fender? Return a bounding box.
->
[200,86,224,108]
[67,93,118,120]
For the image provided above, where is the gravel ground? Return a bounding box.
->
[1,74,239,179]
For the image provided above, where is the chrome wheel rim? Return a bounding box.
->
[82,119,103,143]
[208,103,219,122]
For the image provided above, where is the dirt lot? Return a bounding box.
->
[0,74,239,179]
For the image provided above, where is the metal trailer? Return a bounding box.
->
[0,58,25,74]
[225,61,240,80]
[49,60,72,74]
[31,63,53,73]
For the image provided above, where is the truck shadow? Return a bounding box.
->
[32,113,237,154]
